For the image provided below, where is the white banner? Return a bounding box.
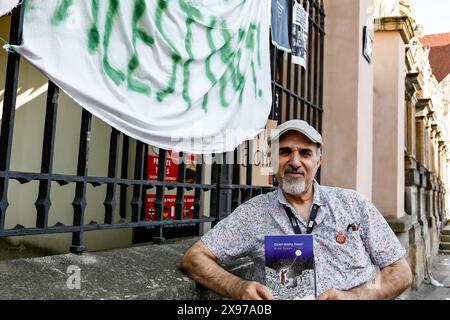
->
[0,0,20,16]
[14,0,272,154]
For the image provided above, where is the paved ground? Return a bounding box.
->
[408,253,450,300]
[0,236,449,300]
[0,237,249,300]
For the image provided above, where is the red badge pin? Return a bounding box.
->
[336,232,346,245]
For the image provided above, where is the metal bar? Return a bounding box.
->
[131,140,145,222]
[140,144,149,221]
[222,152,234,218]
[306,0,314,123]
[285,0,293,121]
[270,42,277,120]
[0,3,26,231]
[6,171,216,190]
[175,152,186,220]
[193,156,202,218]
[104,128,120,224]
[318,0,325,134]
[312,0,320,130]
[246,140,253,186]
[70,109,92,254]
[154,148,167,221]
[300,0,307,120]
[119,135,129,219]
[210,154,221,227]
[35,82,59,228]
[217,184,277,191]
[242,144,252,199]
[293,63,300,119]
[0,217,217,237]
[152,148,168,243]
[316,0,325,184]
[277,51,285,124]
[231,148,241,211]
[273,82,313,103]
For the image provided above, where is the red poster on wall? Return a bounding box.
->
[147,151,179,182]
[146,149,196,221]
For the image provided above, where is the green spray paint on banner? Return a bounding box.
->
[51,0,74,25]
[179,0,204,110]
[48,0,264,109]
[155,0,180,103]
[24,0,38,16]
[205,18,218,86]
[103,0,125,86]
[128,0,155,95]
[247,23,259,98]
[88,0,100,53]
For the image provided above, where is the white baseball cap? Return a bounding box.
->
[269,120,322,146]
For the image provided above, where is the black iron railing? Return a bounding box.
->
[0,0,325,253]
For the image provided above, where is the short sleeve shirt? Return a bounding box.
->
[201,181,406,295]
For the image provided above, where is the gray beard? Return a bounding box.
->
[281,176,306,196]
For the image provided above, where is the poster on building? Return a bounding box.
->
[0,0,20,17]
[271,0,292,53]
[291,1,309,68]
[12,0,272,154]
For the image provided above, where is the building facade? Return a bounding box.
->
[322,0,449,290]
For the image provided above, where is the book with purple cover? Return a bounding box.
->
[264,234,316,300]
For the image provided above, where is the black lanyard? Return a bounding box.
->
[283,204,320,234]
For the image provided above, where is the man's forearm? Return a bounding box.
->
[181,246,245,299]
[350,258,413,300]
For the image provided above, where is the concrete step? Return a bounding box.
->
[442,227,450,236]
[439,249,450,255]
[441,234,450,242]
[440,242,450,251]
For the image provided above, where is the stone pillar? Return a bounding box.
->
[405,74,418,156]
[404,54,424,289]
[415,100,431,230]
[425,170,441,260]
[437,178,443,229]
[372,16,413,221]
[425,172,436,228]
[417,164,429,235]
[405,153,425,289]
[321,0,374,199]
[415,110,431,282]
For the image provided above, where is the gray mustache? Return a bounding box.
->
[284,167,305,174]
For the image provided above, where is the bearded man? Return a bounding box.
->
[181,119,412,300]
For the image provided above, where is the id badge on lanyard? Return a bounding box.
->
[283,204,319,234]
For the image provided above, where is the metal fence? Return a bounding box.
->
[0,0,325,253]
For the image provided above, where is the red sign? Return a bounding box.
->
[146,150,197,220]
[146,194,195,221]
[147,151,195,182]
[148,151,178,182]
